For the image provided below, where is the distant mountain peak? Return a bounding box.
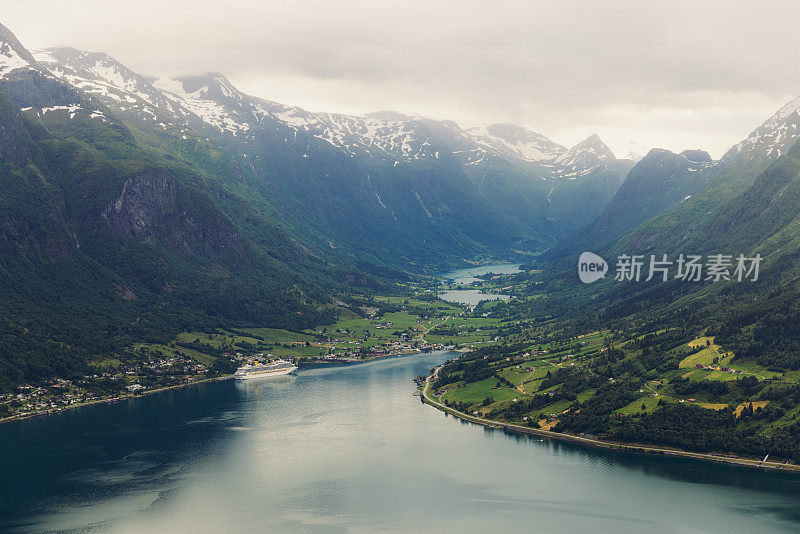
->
[176,72,237,94]
[0,22,39,79]
[639,147,714,169]
[574,133,615,157]
[550,134,615,178]
[724,94,800,162]
[32,46,191,129]
[761,95,800,131]
[35,46,146,92]
[29,42,618,177]
[680,149,713,164]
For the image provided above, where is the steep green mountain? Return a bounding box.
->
[435,138,800,464]
[551,148,715,256]
[519,110,800,365]
[0,29,352,388]
[536,93,800,281]
[600,98,800,260]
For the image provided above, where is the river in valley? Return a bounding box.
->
[2,350,800,533]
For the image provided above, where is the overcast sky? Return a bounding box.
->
[4,0,800,158]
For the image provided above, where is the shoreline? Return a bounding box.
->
[0,351,440,426]
[420,366,800,473]
[0,374,233,427]
[0,350,439,427]
[302,348,450,370]
[303,349,423,366]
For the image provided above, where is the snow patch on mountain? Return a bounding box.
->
[28,44,623,178]
[19,104,107,122]
[249,98,439,160]
[449,122,565,162]
[154,76,252,135]
[0,23,40,79]
[725,96,800,161]
[0,41,31,78]
[34,47,193,130]
[551,134,615,178]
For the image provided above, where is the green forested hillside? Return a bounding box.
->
[430,129,800,461]
[0,81,353,389]
[549,149,716,258]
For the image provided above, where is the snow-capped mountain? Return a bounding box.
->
[34,47,191,125]
[723,95,800,162]
[0,14,639,269]
[0,23,38,79]
[153,72,573,168]
[0,35,116,126]
[31,46,621,179]
[423,120,566,166]
[550,133,616,178]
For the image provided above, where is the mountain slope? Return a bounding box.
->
[553,148,715,255]
[602,97,800,259]
[32,44,633,267]
[0,26,351,388]
[510,93,800,340]
[599,141,800,371]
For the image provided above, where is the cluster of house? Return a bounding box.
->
[137,354,208,374]
[228,351,267,362]
[1,384,105,418]
[694,363,744,374]
[325,340,446,361]
[1,352,210,420]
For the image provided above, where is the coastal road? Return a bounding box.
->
[421,365,800,473]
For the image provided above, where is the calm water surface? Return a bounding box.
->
[1,351,800,533]
[438,263,519,305]
[438,263,522,285]
[438,289,510,306]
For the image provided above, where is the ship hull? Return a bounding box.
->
[234,367,297,380]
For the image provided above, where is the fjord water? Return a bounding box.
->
[2,352,800,533]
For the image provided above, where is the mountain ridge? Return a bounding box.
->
[23,36,634,266]
[31,45,620,179]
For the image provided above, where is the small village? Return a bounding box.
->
[0,352,212,422]
[0,285,505,424]
[0,313,463,423]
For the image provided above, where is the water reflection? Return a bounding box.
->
[439,288,510,306]
[234,374,297,395]
[438,263,523,285]
[1,352,799,533]
[455,416,800,496]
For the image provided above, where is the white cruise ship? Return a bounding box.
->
[234,359,297,380]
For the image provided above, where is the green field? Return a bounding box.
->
[235,328,316,344]
[441,378,519,405]
[616,394,666,415]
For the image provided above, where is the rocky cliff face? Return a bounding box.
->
[102,169,178,240]
[100,168,251,266]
